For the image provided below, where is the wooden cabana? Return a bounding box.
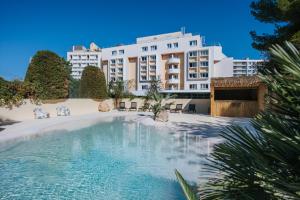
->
[210,76,267,117]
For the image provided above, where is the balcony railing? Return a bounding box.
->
[168,68,179,74]
[167,79,179,84]
[167,57,180,64]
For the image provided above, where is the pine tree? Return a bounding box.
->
[250,0,300,51]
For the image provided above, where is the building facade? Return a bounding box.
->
[67,43,102,79]
[67,31,264,95]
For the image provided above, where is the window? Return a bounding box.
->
[169,64,178,69]
[150,65,156,70]
[189,84,197,90]
[118,68,123,72]
[189,40,197,46]
[142,46,148,52]
[151,45,157,51]
[111,77,116,81]
[119,50,124,55]
[142,85,149,90]
[189,62,197,68]
[173,42,178,48]
[111,68,115,73]
[118,77,123,81]
[112,51,117,56]
[189,51,197,57]
[150,76,156,80]
[200,84,209,90]
[141,66,147,71]
[150,55,156,61]
[141,76,147,81]
[169,75,178,79]
[200,50,208,56]
[167,43,172,48]
[200,72,208,78]
[111,59,116,64]
[189,73,197,78]
[118,58,123,64]
[141,56,147,62]
[200,61,209,67]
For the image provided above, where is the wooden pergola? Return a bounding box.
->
[210,76,267,117]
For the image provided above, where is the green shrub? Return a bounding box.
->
[0,77,39,108]
[79,66,107,99]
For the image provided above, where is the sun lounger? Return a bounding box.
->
[164,103,171,111]
[33,108,50,119]
[188,104,196,113]
[129,102,137,111]
[56,106,70,116]
[119,102,126,111]
[171,104,183,113]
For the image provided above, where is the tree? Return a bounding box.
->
[25,50,70,99]
[69,78,80,98]
[150,92,174,120]
[250,0,300,51]
[108,80,125,108]
[177,42,300,200]
[79,66,107,99]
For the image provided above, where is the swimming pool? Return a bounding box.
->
[0,116,216,199]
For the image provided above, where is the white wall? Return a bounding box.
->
[213,57,234,77]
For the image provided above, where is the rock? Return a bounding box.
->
[98,101,110,112]
[155,110,169,122]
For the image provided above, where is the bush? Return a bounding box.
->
[0,77,38,108]
[25,50,70,99]
[69,78,80,98]
[79,66,107,99]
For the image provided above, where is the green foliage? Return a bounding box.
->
[148,90,173,120]
[175,170,198,200]
[25,50,70,99]
[0,77,39,109]
[145,79,162,101]
[200,42,300,199]
[79,66,107,99]
[107,80,136,108]
[250,0,300,51]
[69,78,80,98]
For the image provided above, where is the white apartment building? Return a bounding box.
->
[67,43,101,79]
[233,58,264,77]
[67,30,264,96]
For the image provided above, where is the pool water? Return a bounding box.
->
[0,117,214,200]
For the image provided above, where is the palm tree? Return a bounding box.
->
[176,42,300,200]
[108,80,124,109]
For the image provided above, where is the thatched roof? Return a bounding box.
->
[211,76,263,88]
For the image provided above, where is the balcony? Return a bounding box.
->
[167,78,179,84]
[168,68,179,74]
[166,86,178,91]
[167,57,180,64]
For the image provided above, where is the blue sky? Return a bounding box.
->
[0,0,273,80]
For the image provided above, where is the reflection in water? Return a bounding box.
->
[0,116,221,199]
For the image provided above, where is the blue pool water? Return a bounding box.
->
[0,117,213,199]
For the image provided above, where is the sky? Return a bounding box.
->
[0,0,274,80]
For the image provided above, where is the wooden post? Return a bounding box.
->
[257,84,267,111]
